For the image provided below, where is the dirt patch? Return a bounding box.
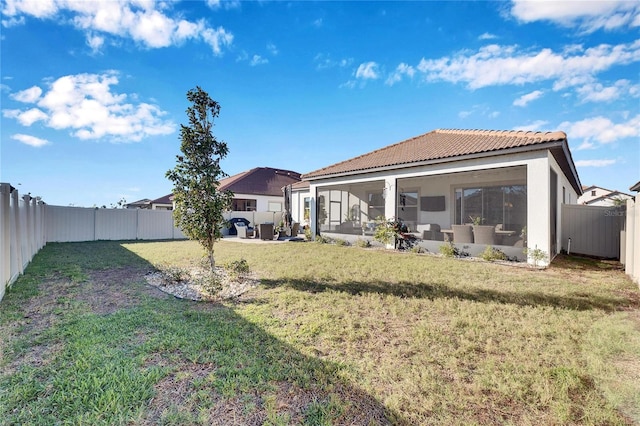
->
[76,267,170,315]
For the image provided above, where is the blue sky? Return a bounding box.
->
[1,0,639,207]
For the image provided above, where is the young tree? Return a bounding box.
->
[166,87,233,271]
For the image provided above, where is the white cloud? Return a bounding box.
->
[3,72,175,142]
[576,79,640,103]
[314,53,352,70]
[11,85,42,103]
[385,63,416,86]
[355,62,380,80]
[205,0,241,10]
[2,0,233,54]
[478,32,498,40]
[575,159,617,167]
[267,42,278,56]
[313,18,323,28]
[510,0,640,33]
[415,40,640,90]
[250,55,268,66]
[513,120,550,131]
[560,114,640,146]
[11,133,50,147]
[513,90,544,107]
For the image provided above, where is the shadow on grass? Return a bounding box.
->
[261,276,635,312]
[0,241,404,425]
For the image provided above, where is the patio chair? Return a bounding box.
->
[473,225,496,245]
[291,222,300,236]
[452,224,474,243]
[234,223,254,239]
[259,223,274,240]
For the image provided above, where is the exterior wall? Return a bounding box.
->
[624,197,639,286]
[548,151,580,261]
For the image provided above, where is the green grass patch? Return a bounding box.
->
[1,240,638,425]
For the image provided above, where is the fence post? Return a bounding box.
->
[23,194,33,270]
[12,189,23,275]
[1,183,11,299]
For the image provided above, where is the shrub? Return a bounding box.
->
[439,242,458,258]
[524,246,548,267]
[194,271,222,295]
[225,258,250,279]
[304,227,312,241]
[480,246,508,262]
[315,235,331,244]
[156,263,189,284]
[355,238,371,248]
[334,238,349,246]
[410,245,426,254]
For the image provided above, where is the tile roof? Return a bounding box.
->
[303,129,569,179]
[219,167,301,196]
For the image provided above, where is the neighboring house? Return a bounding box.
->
[154,167,301,214]
[150,194,174,210]
[577,185,633,206]
[125,198,151,209]
[300,128,582,265]
[221,167,301,213]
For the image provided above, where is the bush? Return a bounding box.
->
[355,238,371,248]
[439,242,458,258]
[194,271,222,295]
[156,263,189,284]
[410,245,426,254]
[225,258,250,279]
[304,227,312,241]
[334,238,350,246]
[480,246,508,262]
[315,235,331,244]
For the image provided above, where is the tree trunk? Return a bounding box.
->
[208,250,215,271]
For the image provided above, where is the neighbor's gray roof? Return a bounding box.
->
[302,128,582,194]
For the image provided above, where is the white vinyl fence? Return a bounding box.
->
[561,204,626,259]
[1,182,187,302]
[1,183,46,302]
[45,206,186,242]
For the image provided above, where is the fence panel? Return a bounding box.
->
[46,206,96,242]
[96,209,138,240]
[138,210,174,240]
[561,204,625,259]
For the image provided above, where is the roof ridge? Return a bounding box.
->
[436,128,567,139]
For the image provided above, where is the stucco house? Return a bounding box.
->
[577,185,633,206]
[299,128,582,265]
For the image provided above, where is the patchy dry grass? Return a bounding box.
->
[1,240,639,425]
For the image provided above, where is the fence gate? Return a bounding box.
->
[561,204,625,259]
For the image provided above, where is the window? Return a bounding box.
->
[562,186,566,204]
[268,201,282,212]
[232,198,256,211]
[591,190,596,196]
[455,185,526,232]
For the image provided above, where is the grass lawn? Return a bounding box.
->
[1,239,639,425]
